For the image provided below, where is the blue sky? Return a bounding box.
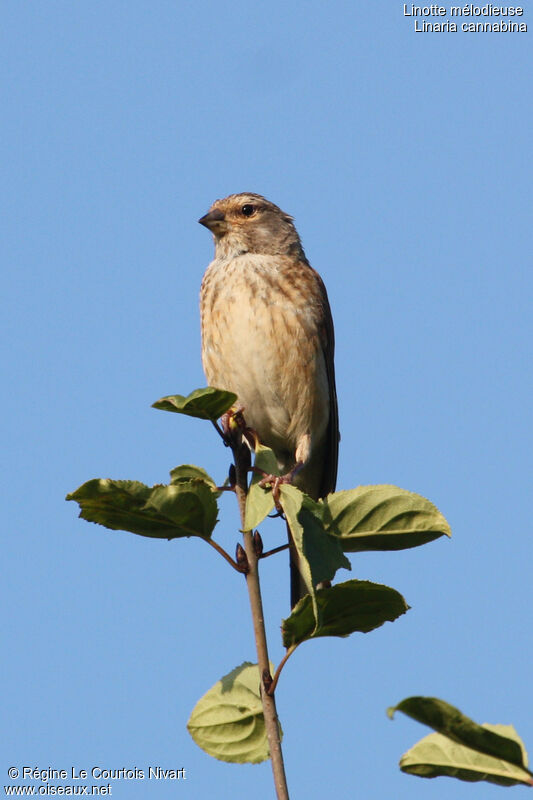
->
[2,2,531,798]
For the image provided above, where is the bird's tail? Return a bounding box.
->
[287,519,305,609]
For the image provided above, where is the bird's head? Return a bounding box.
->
[199,193,304,260]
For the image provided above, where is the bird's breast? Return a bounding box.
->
[200,254,329,454]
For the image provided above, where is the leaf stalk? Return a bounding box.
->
[267,645,298,697]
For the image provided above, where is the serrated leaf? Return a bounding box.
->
[66,477,218,540]
[279,485,351,629]
[322,485,451,552]
[66,479,179,539]
[187,662,280,764]
[152,387,237,421]
[399,727,532,787]
[282,579,409,648]
[388,697,528,770]
[244,445,278,530]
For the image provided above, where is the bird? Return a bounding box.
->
[199,193,338,606]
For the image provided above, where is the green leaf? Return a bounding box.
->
[170,464,221,496]
[388,697,528,770]
[170,464,216,486]
[66,479,177,539]
[279,485,351,628]
[244,445,278,530]
[398,727,532,787]
[282,579,409,648]
[152,387,237,421]
[187,662,280,764]
[147,481,218,538]
[321,485,451,552]
[66,477,218,540]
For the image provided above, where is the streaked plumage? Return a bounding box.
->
[199,193,339,602]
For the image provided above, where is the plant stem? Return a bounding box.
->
[233,441,290,800]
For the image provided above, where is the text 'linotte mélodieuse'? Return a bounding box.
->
[403,5,527,31]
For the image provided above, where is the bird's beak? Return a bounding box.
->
[198,208,227,233]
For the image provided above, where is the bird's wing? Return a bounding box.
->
[314,269,339,498]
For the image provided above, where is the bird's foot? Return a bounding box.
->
[257,462,304,506]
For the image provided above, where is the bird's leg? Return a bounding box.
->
[256,433,311,504]
[258,461,305,506]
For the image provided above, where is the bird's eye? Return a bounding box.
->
[241,204,255,217]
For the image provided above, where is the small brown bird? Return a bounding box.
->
[199,193,339,605]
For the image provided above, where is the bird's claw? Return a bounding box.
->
[258,468,302,506]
